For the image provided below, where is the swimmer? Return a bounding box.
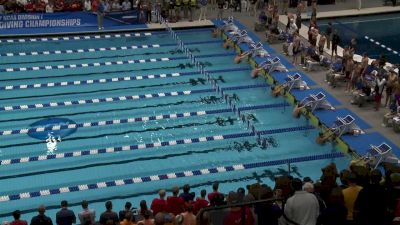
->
[271,85,286,97]
[212,28,220,38]
[315,131,335,145]
[251,65,264,78]
[292,103,306,118]
[223,38,233,49]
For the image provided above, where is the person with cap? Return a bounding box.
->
[10,210,27,225]
[342,173,362,224]
[56,200,76,225]
[151,190,168,217]
[223,192,254,225]
[167,186,185,216]
[30,205,53,225]
[283,178,320,225]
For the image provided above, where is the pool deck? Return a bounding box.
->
[0,0,398,148]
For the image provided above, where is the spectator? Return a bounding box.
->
[179,205,196,225]
[179,184,195,204]
[78,200,96,225]
[325,22,332,49]
[97,0,105,30]
[374,72,386,111]
[223,192,254,225]
[121,0,131,10]
[151,190,168,216]
[331,30,340,59]
[216,0,224,19]
[30,205,53,225]
[342,173,362,224]
[167,186,185,215]
[255,186,282,225]
[208,182,223,203]
[0,3,4,13]
[119,202,133,222]
[119,212,135,225]
[283,178,320,225]
[354,169,387,225]
[136,210,154,225]
[198,0,207,21]
[193,190,209,215]
[54,0,64,11]
[111,0,121,11]
[10,210,27,225]
[56,201,76,225]
[138,200,152,220]
[318,33,326,55]
[388,173,400,224]
[45,1,53,12]
[99,201,119,225]
[84,0,91,11]
[317,188,347,225]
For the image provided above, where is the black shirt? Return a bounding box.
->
[99,211,119,225]
[56,209,76,225]
[31,215,53,225]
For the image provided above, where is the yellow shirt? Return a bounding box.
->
[342,185,363,220]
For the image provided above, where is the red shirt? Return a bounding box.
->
[193,198,209,215]
[167,196,185,215]
[10,221,28,225]
[207,192,222,203]
[151,198,168,216]
[223,207,254,225]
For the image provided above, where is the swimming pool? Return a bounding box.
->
[315,12,400,64]
[0,27,350,220]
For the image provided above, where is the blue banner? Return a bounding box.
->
[0,11,141,30]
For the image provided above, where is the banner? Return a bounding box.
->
[0,11,142,30]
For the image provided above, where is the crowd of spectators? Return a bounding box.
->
[3,162,400,225]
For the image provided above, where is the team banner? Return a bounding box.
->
[0,11,142,30]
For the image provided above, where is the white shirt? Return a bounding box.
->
[122,0,131,10]
[84,0,91,11]
[46,4,53,12]
[284,191,320,225]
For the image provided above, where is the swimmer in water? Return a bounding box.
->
[292,103,306,118]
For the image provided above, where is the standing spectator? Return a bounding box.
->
[30,205,53,225]
[223,192,254,225]
[331,30,340,60]
[357,0,361,10]
[295,2,303,29]
[121,0,131,10]
[385,69,398,107]
[167,186,185,216]
[318,33,326,55]
[78,200,96,225]
[99,201,119,225]
[198,0,207,21]
[342,173,362,224]
[119,202,133,222]
[281,0,288,14]
[151,190,168,216]
[10,210,27,225]
[374,72,386,111]
[325,22,332,49]
[283,178,320,225]
[292,32,301,65]
[97,0,105,30]
[361,53,369,73]
[136,210,154,225]
[179,184,195,204]
[317,188,347,225]
[216,0,224,19]
[354,169,387,225]
[193,190,209,215]
[138,200,152,220]
[208,182,223,203]
[84,0,91,11]
[120,213,135,225]
[350,37,357,53]
[56,201,76,225]
[388,173,400,224]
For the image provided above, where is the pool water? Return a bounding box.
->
[0,28,350,221]
[315,13,400,64]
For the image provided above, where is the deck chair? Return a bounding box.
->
[330,115,364,138]
[259,57,287,74]
[363,143,399,169]
[284,73,308,92]
[299,92,335,112]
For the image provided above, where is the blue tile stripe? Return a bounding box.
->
[0,103,288,136]
[0,32,153,44]
[0,40,222,57]
[0,84,267,112]
[0,151,343,202]
[0,68,248,91]
[0,125,313,167]
[2,53,234,73]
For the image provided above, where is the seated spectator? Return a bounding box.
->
[35,0,46,12]
[24,0,36,12]
[0,4,4,13]
[178,205,196,225]
[10,210,27,225]
[193,190,209,215]
[111,0,121,11]
[151,190,168,216]
[78,200,96,225]
[54,0,65,11]
[103,0,110,12]
[121,0,131,10]
[136,210,153,225]
[223,192,254,225]
[99,201,119,225]
[119,202,133,222]
[69,0,82,11]
[91,0,98,11]
[84,0,91,11]
[30,205,53,225]
[167,186,185,216]
[45,1,53,12]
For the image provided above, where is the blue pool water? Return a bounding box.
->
[0,28,350,221]
[315,13,400,64]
